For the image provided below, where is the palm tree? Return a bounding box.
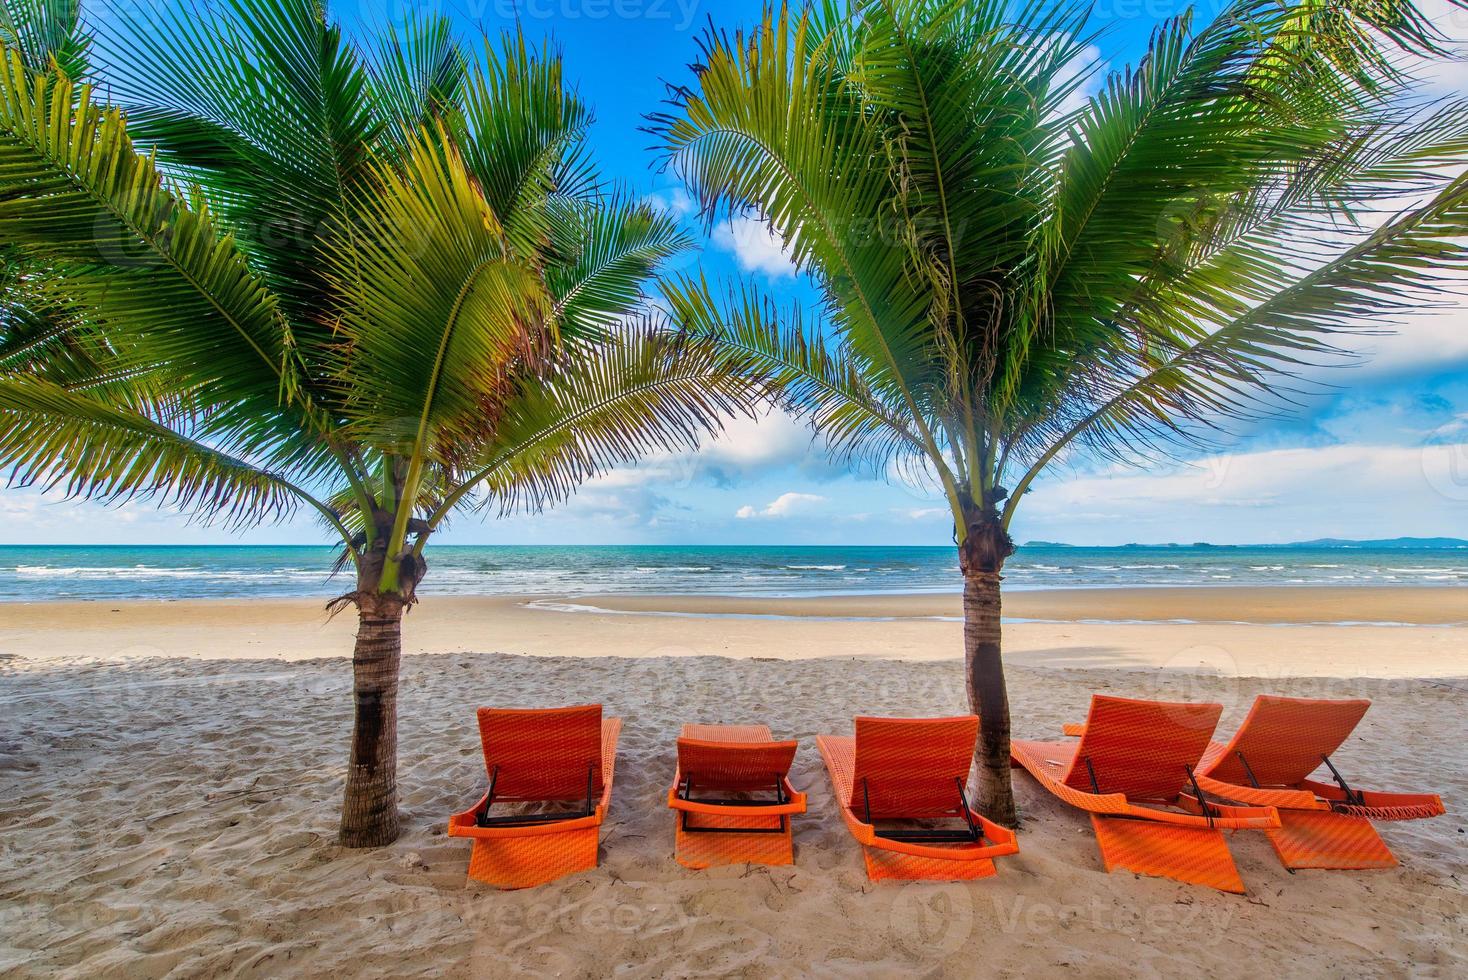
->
[0,0,759,846]
[650,0,1468,824]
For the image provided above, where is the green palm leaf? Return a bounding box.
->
[0,374,344,532]
[0,0,85,77]
[99,0,380,339]
[327,128,553,454]
[548,196,693,340]
[0,55,303,408]
[650,4,941,425]
[368,13,467,156]
[432,321,762,521]
[451,31,598,258]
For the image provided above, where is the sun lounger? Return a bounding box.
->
[815,715,1018,881]
[667,723,806,868]
[1012,695,1279,893]
[1192,695,1445,870]
[448,704,621,889]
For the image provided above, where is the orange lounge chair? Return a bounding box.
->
[1192,695,1445,870]
[448,704,621,889]
[1012,695,1279,893]
[666,723,806,868]
[815,715,1018,882]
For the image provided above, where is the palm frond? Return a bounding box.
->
[647,3,942,420]
[327,128,553,455]
[662,271,929,475]
[547,195,693,341]
[97,0,381,338]
[0,55,305,409]
[1002,167,1468,519]
[0,0,85,77]
[432,320,760,520]
[366,13,467,158]
[451,30,598,259]
[0,373,341,531]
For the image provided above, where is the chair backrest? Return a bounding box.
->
[1063,696,1222,803]
[1203,695,1369,787]
[677,738,799,791]
[477,704,603,802]
[850,715,978,818]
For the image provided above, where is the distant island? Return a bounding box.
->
[1022,537,1468,550]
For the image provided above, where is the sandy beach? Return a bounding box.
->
[1,587,1465,678]
[1,588,1464,977]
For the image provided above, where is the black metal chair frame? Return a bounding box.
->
[1081,754,1221,829]
[861,776,984,844]
[475,762,597,828]
[1235,749,1367,808]
[676,772,790,834]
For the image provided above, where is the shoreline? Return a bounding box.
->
[529,585,1468,626]
[2,587,1465,678]
[4,583,1467,623]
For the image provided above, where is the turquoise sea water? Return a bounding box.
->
[1,544,1465,602]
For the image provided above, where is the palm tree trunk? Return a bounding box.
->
[962,567,1016,826]
[339,599,403,847]
[957,512,1017,827]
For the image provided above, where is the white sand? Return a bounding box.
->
[0,595,1464,977]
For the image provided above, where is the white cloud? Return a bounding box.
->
[643,186,698,220]
[713,213,797,278]
[554,482,682,530]
[736,491,827,520]
[1052,41,1106,118]
[1413,0,1468,94]
[1334,304,1468,378]
[585,410,840,497]
[696,412,841,483]
[1017,440,1468,544]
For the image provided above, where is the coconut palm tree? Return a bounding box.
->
[650,0,1468,823]
[0,0,759,846]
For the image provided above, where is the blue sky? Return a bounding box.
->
[4,0,1468,546]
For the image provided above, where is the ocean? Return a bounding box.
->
[1,543,1465,602]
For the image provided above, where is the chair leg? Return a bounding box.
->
[1090,815,1246,894]
[1266,810,1398,870]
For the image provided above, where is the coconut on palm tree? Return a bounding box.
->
[651,0,1468,824]
[0,0,759,846]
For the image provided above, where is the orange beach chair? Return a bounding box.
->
[666,724,807,868]
[815,715,1019,881]
[448,704,621,889]
[1012,696,1279,893]
[1192,695,1445,870]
